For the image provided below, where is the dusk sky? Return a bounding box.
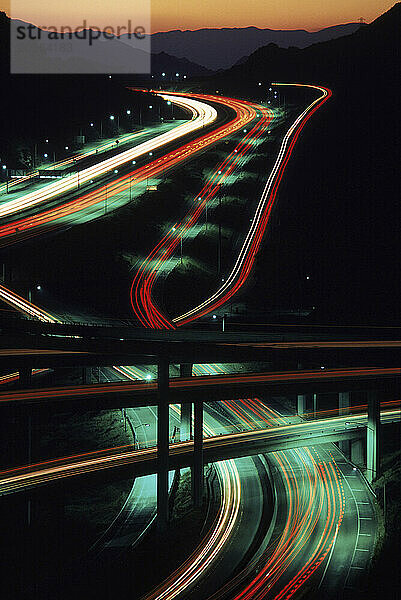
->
[1,0,395,32]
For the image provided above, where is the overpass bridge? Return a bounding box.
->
[0,327,400,527]
[1,408,399,498]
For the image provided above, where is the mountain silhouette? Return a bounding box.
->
[150,23,362,71]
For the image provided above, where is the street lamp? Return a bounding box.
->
[129,175,136,202]
[2,165,9,193]
[132,422,150,447]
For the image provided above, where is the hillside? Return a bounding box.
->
[150,23,362,71]
[208,3,401,324]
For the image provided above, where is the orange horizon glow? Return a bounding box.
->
[0,1,396,34]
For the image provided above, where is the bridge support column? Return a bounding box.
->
[192,400,204,507]
[367,390,380,482]
[297,394,313,416]
[157,359,170,530]
[181,404,192,442]
[351,438,364,466]
[82,367,91,384]
[339,392,351,456]
[18,367,32,388]
[180,364,193,441]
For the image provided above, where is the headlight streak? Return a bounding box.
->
[0,96,212,220]
[173,84,332,326]
[0,282,61,323]
[0,281,380,600]
[110,364,243,600]
[130,99,273,328]
[0,94,260,245]
[0,131,147,194]
[204,397,346,600]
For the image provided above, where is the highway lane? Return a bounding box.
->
[130,101,273,328]
[0,93,261,246]
[0,130,150,196]
[177,396,375,600]
[173,84,333,327]
[0,408,399,495]
[0,367,399,409]
[0,95,214,220]
[129,84,332,329]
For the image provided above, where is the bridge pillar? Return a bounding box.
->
[367,390,380,482]
[180,364,193,441]
[18,367,32,388]
[82,367,91,384]
[351,438,364,466]
[157,359,170,530]
[338,392,351,456]
[192,400,204,507]
[297,394,313,416]
[181,404,192,442]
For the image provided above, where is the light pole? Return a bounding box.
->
[217,186,222,274]
[132,422,150,448]
[222,313,227,332]
[129,175,135,202]
[2,165,9,193]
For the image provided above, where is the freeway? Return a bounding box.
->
[0,367,399,410]
[0,129,149,195]
[131,100,274,328]
[0,93,262,246]
[130,84,332,329]
[0,95,215,221]
[0,407,399,495]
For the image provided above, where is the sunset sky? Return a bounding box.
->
[1,0,395,33]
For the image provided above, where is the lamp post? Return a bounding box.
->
[2,165,9,193]
[129,175,135,202]
[132,422,150,448]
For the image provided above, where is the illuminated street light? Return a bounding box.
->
[110,115,115,120]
